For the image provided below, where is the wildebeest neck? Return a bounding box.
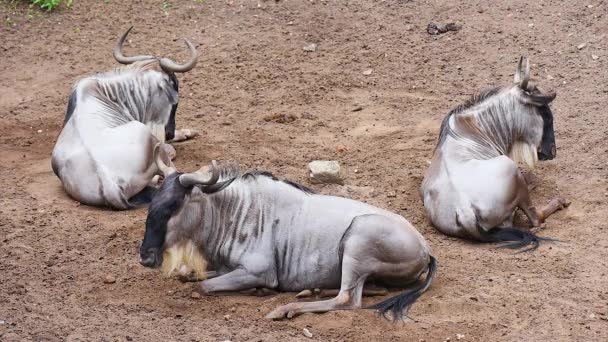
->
[440,89,540,163]
[434,87,502,152]
[84,60,177,129]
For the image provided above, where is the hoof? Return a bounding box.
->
[266,304,297,320]
[161,143,177,160]
[295,289,313,299]
[184,129,199,138]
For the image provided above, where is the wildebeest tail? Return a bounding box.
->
[368,255,437,321]
[476,222,557,252]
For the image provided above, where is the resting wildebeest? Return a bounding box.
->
[421,57,569,250]
[51,27,199,209]
[140,145,436,320]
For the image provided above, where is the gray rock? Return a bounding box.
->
[308,160,343,185]
[303,43,317,52]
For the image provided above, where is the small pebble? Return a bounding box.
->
[103,275,116,284]
[528,23,534,28]
[37,129,42,133]
[456,333,465,340]
[303,328,313,338]
[577,43,587,50]
[223,314,231,320]
[592,54,599,60]
[336,144,347,152]
[363,68,373,76]
[191,292,201,299]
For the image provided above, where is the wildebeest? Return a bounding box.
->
[140,145,436,320]
[51,27,199,209]
[420,57,569,250]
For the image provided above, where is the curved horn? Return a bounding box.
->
[153,143,176,176]
[178,161,220,187]
[113,26,155,64]
[514,56,530,89]
[159,39,198,73]
[521,57,530,89]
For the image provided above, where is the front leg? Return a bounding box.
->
[199,268,269,295]
[179,271,219,283]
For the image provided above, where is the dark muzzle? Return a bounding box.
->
[140,248,162,268]
[538,143,556,161]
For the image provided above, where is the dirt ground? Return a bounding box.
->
[1,0,607,341]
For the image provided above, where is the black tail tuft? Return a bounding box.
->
[368,255,437,321]
[127,186,157,208]
[477,225,558,253]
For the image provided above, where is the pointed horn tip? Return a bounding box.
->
[153,142,162,154]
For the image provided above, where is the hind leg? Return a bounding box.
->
[267,215,427,320]
[266,254,368,320]
[295,283,388,299]
[531,197,570,226]
[519,194,570,229]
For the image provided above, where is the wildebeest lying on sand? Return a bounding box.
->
[51,27,198,209]
[421,57,569,250]
[140,144,437,320]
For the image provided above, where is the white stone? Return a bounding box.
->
[308,160,343,185]
[303,328,313,338]
[303,43,317,52]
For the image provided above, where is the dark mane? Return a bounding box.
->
[216,163,241,181]
[213,164,315,195]
[242,170,278,181]
[434,87,502,150]
[281,179,316,194]
[243,170,315,195]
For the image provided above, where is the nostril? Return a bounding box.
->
[140,257,151,267]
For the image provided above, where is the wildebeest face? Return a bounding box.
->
[520,85,557,161]
[512,56,557,161]
[140,173,188,268]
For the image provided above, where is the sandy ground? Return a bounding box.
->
[1,0,607,341]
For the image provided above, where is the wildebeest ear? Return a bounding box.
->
[522,91,556,106]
